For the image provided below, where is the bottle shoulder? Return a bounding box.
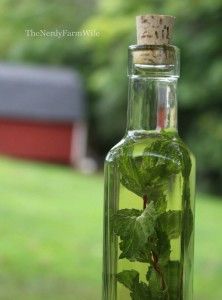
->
[106,130,190,157]
[105,138,125,163]
[105,130,194,173]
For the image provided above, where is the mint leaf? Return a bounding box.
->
[117,270,151,300]
[144,132,192,180]
[146,261,183,300]
[117,270,139,290]
[135,149,169,197]
[130,282,151,300]
[154,194,167,214]
[116,132,192,200]
[183,181,193,246]
[183,208,194,246]
[164,261,183,300]
[119,241,151,263]
[178,142,192,178]
[161,132,192,179]
[143,137,182,178]
[116,143,143,197]
[112,209,141,237]
[157,210,182,239]
[146,266,168,299]
[152,231,171,267]
[148,266,163,296]
[112,201,158,261]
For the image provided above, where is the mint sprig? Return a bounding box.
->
[112,131,193,299]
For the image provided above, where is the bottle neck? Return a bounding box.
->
[126,76,178,132]
[126,45,180,133]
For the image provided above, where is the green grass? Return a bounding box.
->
[0,156,103,300]
[0,156,221,299]
[194,194,222,299]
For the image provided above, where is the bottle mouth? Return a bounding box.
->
[128,44,180,78]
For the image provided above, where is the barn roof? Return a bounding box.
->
[0,63,85,122]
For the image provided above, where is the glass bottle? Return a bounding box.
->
[103,15,195,300]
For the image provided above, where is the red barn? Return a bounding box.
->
[0,63,87,165]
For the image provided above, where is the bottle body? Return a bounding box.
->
[103,42,196,300]
[103,130,195,300]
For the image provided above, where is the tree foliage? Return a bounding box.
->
[82,0,222,193]
[0,0,221,193]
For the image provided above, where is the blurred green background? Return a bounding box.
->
[0,0,221,299]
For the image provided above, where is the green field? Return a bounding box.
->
[0,156,221,300]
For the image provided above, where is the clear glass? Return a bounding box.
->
[103,45,196,300]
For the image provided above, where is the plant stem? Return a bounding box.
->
[143,194,148,209]
[151,251,169,299]
[143,194,169,298]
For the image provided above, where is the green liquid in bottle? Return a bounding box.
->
[103,131,195,300]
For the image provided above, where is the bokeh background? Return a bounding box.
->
[0,0,221,299]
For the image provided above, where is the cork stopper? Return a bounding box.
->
[136,14,175,45]
[133,14,176,65]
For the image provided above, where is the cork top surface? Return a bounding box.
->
[136,14,175,45]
